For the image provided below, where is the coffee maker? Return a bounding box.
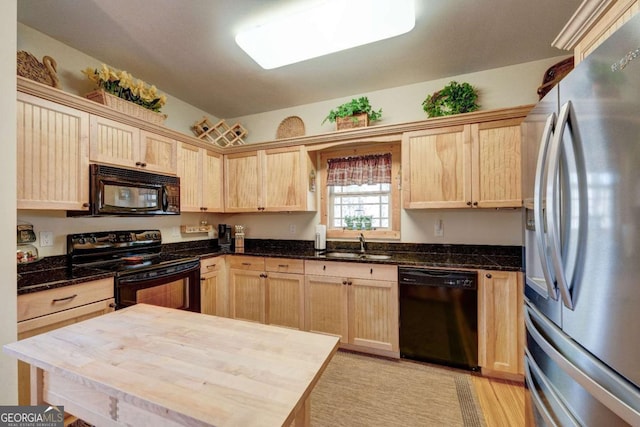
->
[218,224,232,249]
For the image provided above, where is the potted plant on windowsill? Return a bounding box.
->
[322,96,382,130]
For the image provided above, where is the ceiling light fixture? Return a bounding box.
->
[235,0,415,70]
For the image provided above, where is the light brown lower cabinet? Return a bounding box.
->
[228,256,305,329]
[304,260,399,358]
[477,270,524,379]
[16,278,115,405]
[200,256,227,317]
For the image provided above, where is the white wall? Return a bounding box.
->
[229,56,569,144]
[2,0,18,405]
[17,23,219,135]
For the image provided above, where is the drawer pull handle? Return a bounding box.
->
[278,264,288,268]
[52,294,77,303]
[206,264,217,269]
[242,262,251,266]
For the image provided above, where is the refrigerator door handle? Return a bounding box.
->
[532,112,559,300]
[545,102,576,310]
[525,350,580,427]
[526,301,640,425]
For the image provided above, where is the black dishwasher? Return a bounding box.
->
[399,267,478,371]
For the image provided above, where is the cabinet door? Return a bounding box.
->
[266,272,304,329]
[402,125,472,209]
[139,130,177,174]
[224,151,260,212]
[348,278,399,352]
[89,115,140,168]
[263,147,304,211]
[177,142,202,212]
[17,298,114,405]
[304,275,349,343]
[472,120,522,208]
[478,270,524,377]
[229,269,265,322]
[200,257,227,317]
[17,93,90,210]
[202,149,224,212]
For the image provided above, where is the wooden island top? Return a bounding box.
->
[4,304,340,426]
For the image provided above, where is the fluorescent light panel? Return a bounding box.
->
[235,0,415,69]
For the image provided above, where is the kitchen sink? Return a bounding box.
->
[362,254,392,260]
[325,252,361,259]
[324,252,392,260]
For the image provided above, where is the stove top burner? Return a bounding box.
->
[67,230,199,275]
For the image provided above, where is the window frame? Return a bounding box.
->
[319,142,401,240]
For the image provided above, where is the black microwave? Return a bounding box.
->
[88,164,180,216]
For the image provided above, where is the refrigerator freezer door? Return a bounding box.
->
[556,13,640,389]
[526,300,640,425]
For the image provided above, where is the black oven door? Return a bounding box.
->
[116,261,201,312]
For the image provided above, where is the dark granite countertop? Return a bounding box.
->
[17,255,115,295]
[164,239,523,271]
[17,239,523,295]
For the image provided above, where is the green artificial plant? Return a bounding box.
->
[422,81,479,117]
[322,96,382,124]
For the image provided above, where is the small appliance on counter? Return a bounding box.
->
[314,224,326,252]
[16,223,39,264]
[218,224,232,250]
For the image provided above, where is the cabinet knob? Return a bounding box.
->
[82,202,90,208]
[347,280,352,286]
[342,280,348,286]
[485,273,492,279]
[200,277,206,281]
[466,201,472,206]
[473,201,478,206]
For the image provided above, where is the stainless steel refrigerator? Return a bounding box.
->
[523,13,640,426]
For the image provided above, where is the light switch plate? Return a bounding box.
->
[39,231,54,247]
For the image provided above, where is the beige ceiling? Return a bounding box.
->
[17,0,581,118]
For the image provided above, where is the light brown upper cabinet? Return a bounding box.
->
[177,142,224,212]
[224,146,316,212]
[402,118,522,209]
[17,92,90,210]
[89,115,177,175]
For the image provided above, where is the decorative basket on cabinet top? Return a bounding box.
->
[85,90,167,125]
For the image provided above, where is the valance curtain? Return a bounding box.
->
[326,153,392,186]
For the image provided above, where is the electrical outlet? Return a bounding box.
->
[39,231,54,247]
[434,219,444,237]
[289,224,296,234]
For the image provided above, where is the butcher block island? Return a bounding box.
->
[3,304,340,427]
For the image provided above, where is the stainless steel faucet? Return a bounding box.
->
[359,233,366,253]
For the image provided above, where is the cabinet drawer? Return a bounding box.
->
[228,255,265,271]
[265,258,304,274]
[17,278,114,322]
[305,260,397,281]
[201,256,224,273]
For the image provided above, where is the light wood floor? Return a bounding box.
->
[472,375,525,426]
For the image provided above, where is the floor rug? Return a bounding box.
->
[310,350,486,427]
